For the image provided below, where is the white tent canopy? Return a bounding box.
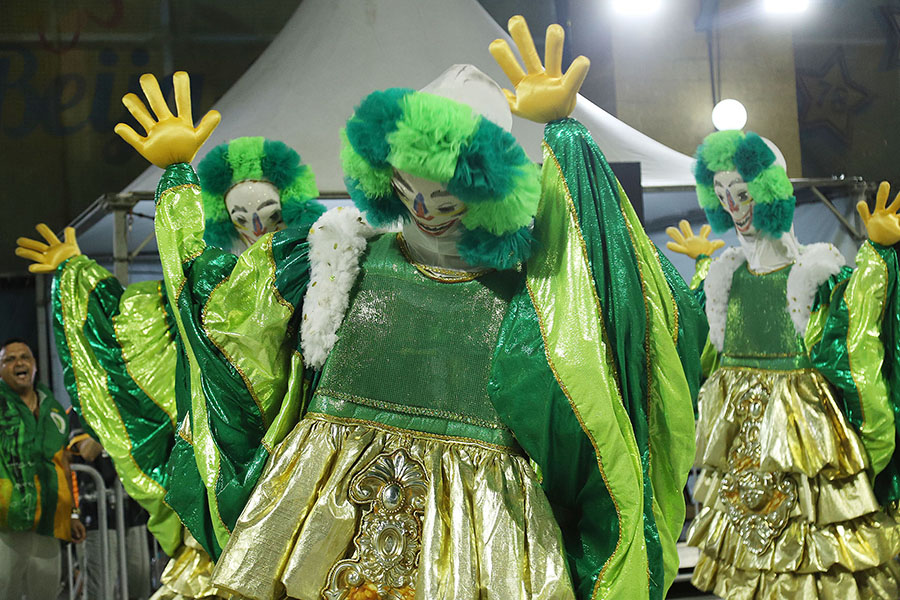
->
[124,0,696,195]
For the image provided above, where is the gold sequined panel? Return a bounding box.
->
[718,379,797,554]
[324,449,427,600]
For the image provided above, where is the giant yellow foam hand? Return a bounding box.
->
[858,181,900,247]
[114,71,220,168]
[15,224,81,274]
[666,220,725,260]
[489,16,590,123]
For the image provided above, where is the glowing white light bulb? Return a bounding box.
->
[611,0,662,16]
[712,99,748,131]
[764,0,809,14]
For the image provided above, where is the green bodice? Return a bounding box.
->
[307,234,522,448]
[721,263,811,370]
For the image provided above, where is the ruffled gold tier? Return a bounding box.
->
[211,413,573,600]
[689,367,900,599]
[150,532,233,600]
[693,553,900,600]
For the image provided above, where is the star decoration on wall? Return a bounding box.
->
[881,6,900,69]
[797,47,871,145]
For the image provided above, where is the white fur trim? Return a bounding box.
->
[785,243,846,337]
[300,207,378,369]
[705,248,745,352]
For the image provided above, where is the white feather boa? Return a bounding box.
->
[704,248,745,351]
[300,207,379,369]
[785,243,846,336]
[705,243,845,351]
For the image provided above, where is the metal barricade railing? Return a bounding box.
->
[69,463,111,600]
[113,480,129,599]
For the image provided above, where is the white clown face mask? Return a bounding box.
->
[393,171,467,238]
[224,181,285,246]
[714,170,756,236]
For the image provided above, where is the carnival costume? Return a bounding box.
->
[670,130,900,598]
[114,17,705,600]
[16,136,324,597]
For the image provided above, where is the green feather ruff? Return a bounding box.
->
[733,132,775,182]
[699,130,742,172]
[754,198,795,236]
[462,163,540,235]
[693,130,794,238]
[696,183,720,211]
[346,88,413,167]
[388,92,479,183]
[197,136,321,250]
[705,206,735,234]
[458,225,534,271]
[341,88,541,269]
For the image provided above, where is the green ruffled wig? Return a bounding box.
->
[340,88,540,270]
[694,130,795,237]
[197,136,325,250]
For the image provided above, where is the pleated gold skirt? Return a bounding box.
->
[150,532,233,600]
[211,412,573,600]
[688,367,900,599]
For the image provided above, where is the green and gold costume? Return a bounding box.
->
[49,138,323,569]
[688,244,900,598]
[149,117,705,600]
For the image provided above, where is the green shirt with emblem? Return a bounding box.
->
[0,381,73,539]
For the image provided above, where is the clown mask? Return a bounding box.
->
[225,180,286,246]
[392,171,467,238]
[714,171,755,236]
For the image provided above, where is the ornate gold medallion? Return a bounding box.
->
[323,448,427,600]
[720,383,797,554]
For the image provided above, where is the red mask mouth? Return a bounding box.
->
[415,218,458,237]
[734,205,754,233]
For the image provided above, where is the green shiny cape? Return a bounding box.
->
[154,164,312,559]
[807,242,900,504]
[490,119,704,599]
[690,240,900,506]
[52,258,183,554]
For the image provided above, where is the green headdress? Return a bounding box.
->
[197,136,324,250]
[340,88,540,270]
[694,130,795,237]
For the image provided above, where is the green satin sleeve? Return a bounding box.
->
[51,255,182,555]
[153,163,312,557]
[490,118,697,600]
[844,243,897,476]
[809,242,900,502]
[615,185,699,597]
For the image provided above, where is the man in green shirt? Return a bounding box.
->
[0,338,85,599]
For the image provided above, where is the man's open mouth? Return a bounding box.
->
[14,368,29,378]
[415,218,458,237]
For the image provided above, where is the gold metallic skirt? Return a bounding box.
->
[688,367,900,599]
[211,413,573,600]
[150,532,232,600]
